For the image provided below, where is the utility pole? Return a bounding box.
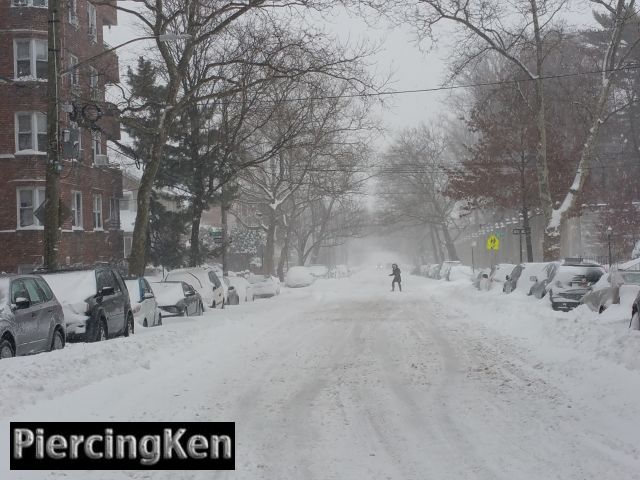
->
[221,185,228,276]
[44,0,62,270]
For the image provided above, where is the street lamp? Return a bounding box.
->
[607,226,613,268]
[471,240,477,273]
[43,29,191,269]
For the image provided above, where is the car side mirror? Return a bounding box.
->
[99,286,115,297]
[530,276,538,282]
[13,296,30,310]
[143,292,154,300]
[506,275,511,281]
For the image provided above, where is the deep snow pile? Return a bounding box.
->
[423,274,640,371]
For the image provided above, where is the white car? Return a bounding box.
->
[164,267,225,308]
[285,266,315,288]
[308,265,329,278]
[248,274,281,298]
[125,277,162,328]
[227,275,254,303]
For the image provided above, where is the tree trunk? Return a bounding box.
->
[189,202,204,267]
[530,0,555,260]
[221,190,229,276]
[129,138,166,276]
[441,224,459,261]
[277,226,291,281]
[432,226,444,263]
[519,159,534,262]
[263,215,277,275]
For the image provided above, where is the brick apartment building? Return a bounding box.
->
[0,0,123,273]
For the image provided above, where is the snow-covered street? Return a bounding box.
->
[3,268,640,480]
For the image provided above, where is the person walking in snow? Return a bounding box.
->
[390,263,402,292]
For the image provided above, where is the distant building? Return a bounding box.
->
[0,0,123,273]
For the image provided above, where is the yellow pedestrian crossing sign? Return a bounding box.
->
[486,234,500,251]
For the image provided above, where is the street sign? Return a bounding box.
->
[512,228,527,235]
[486,234,500,251]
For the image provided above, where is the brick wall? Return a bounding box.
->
[0,1,123,273]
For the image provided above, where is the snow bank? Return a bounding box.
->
[285,266,315,288]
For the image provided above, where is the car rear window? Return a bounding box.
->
[555,266,604,285]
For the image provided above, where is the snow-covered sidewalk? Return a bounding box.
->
[1,269,639,479]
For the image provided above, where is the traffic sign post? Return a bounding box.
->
[512,227,530,263]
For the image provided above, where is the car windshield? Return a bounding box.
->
[620,272,640,285]
[555,266,604,286]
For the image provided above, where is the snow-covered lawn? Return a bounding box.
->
[2,269,640,479]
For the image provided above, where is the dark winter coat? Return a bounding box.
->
[389,267,401,282]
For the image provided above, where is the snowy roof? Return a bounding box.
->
[41,271,97,305]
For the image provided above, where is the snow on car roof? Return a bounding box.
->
[40,271,97,305]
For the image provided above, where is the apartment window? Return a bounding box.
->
[12,0,47,7]
[108,197,120,229]
[68,54,80,86]
[17,187,46,229]
[89,66,100,99]
[71,191,83,229]
[91,130,103,163]
[68,0,78,26]
[87,3,97,42]
[93,194,103,230]
[14,39,47,79]
[16,112,47,153]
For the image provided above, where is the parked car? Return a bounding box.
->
[153,281,204,317]
[427,264,442,279]
[529,262,561,299]
[489,263,517,288]
[502,263,548,294]
[309,265,329,278]
[125,277,162,327]
[227,275,254,303]
[224,277,240,305]
[43,268,134,342]
[285,266,315,288]
[438,261,461,281]
[164,267,224,308]
[249,274,281,298]
[581,269,640,313]
[546,261,606,311]
[473,268,491,290]
[0,274,66,359]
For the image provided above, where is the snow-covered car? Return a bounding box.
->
[125,277,162,327]
[308,265,329,278]
[153,281,204,317]
[249,274,281,298]
[489,263,517,288]
[164,267,224,308]
[427,264,442,279]
[285,266,315,288]
[0,274,66,359]
[227,275,254,303]
[529,262,561,299]
[581,270,640,313]
[42,268,134,342]
[473,268,491,290]
[546,262,606,311]
[438,261,462,281]
[503,263,548,294]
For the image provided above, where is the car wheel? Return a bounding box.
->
[630,311,640,330]
[50,329,64,352]
[124,314,134,337]
[157,313,162,326]
[221,299,225,309]
[183,307,189,317]
[143,319,148,328]
[599,305,606,314]
[0,337,15,359]
[95,320,107,342]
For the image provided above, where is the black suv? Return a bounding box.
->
[41,267,134,342]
